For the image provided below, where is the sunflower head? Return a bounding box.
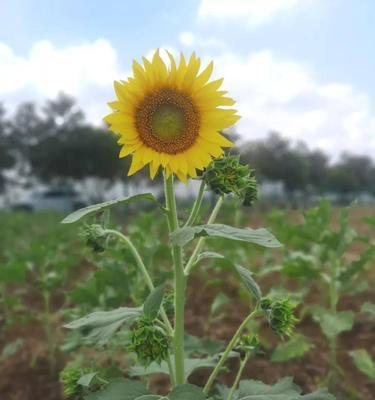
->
[104,50,240,182]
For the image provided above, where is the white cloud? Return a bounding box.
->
[1,40,374,159]
[179,31,227,51]
[198,0,310,27]
[0,39,125,123]
[179,32,195,46]
[213,50,375,158]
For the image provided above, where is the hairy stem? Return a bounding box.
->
[105,229,173,335]
[164,174,186,385]
[203,309,260,396]
[184,180,206,227]
[226,352,251,400]
[184,196,224,276]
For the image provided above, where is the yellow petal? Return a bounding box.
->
[141,146,155,164]
[128,151,145,176]
[175,171,188,183]
[197,138,224,157]
[149,159,160,180]
[199,130,234,147]
[160,152,170,167]
[186,162,197,178]
[152,49,168,84]
[119,144,138,158]
[166,51,178,85]
[175,153,188,175]
[192,61,213,92]
[182,53,201,90]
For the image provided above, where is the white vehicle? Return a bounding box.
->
[12,189,87,213]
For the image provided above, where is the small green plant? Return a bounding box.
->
[267,200,375,393]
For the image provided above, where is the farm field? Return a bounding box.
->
[0,202,374,400]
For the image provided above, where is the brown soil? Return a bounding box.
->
[1,274,373,400]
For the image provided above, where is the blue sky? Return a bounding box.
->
[1,0,374,158]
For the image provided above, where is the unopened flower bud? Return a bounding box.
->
[203,155,258,206]
[261,297,298,338]
[81,224,107,253]
[128,316,170,366]
[240,333,260,353]
[60,366,96,398]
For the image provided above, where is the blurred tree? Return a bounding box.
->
[305,149,329,193]
[29,126,127,182]
[42,92,85,132]
[241,132,309,194]
[0,104,16,192]
[328,153,374,195]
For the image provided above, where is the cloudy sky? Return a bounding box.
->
[1,0,374,159]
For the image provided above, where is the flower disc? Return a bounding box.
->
[104,50,240,182]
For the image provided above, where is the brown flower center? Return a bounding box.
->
[135,88,200,154]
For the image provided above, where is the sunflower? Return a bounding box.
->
[104,50,240,182]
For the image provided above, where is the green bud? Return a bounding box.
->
[59,366,96,398]
[81,224,107,253]
[240,333,260,353]
[261,297,298,338]
[128,316,170,366]
[203,155,258,206]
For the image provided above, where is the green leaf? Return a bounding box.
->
[313,310,354,338]
[235,265,262,302]
[361,302,375,316]
[62,193,163,224]
[64,307,142,345]
[170,224,281,248]
[339,246,375,282]
[271,335,314,362]
[77,372,98,387]
[210,292,230,317]
[143,285,165,319]
[350,349,375,380]
[301,390,336,399]
[238,377,301,399]
[169,384,206,400]
[129,354,232,381]
[184,335,224,356]
[237,377,335,399]
[194,251,225,266]
[85,379,149,400]
[135,396,164,400]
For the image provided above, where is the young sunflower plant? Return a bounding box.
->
[61,51,335,400]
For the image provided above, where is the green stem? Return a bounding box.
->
[166,355,177,387]
[328,258,338,391]
[105,229,173,336]
[184,196,224,276]
[184,180,206,227]
[164,173,186,385]
[203,309,260,396]
[226,352,251,400]
[43,289,55,375]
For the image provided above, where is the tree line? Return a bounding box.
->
[1,94,374,200]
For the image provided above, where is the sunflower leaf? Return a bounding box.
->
[171,224,281,248]
[62,193,164,224]
[63,307,142,345]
